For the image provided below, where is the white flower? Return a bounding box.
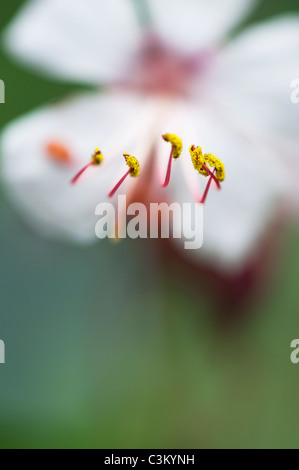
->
[1,0,299,271]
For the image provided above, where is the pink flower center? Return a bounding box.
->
[122,33,213,98]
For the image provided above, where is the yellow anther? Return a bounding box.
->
[190,145,225,182]
[162,133,183,160]
[123,153,140,177]
[92,147,104,165]
[213,158,225,182]
[190,145,206,175]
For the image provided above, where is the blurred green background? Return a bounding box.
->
[1,0,299,449]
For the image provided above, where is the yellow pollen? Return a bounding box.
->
[162,133,183,160]
[190,145,225,182]
[123,153,140,177]
[91,147,104,165]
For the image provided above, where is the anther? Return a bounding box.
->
[190,145,225,204]
[71,148,103,184]
[161,133,182,187]
[108,153,140,198]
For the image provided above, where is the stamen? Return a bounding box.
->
[190,145,225,204]
[108,153,140,198]
[200,169,216,204]
[123,153,140,177]
[108,168,132,198]
[71,161,94,185]
[162,148,173,188]
[161,133,182,187]
[46,141,71,164]
[204,153,225,183]
[201,164,221,189]
[71,148,103,184]
[190,145,225,183]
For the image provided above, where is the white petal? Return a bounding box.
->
[3,0,142,84]
[147,0,257,53]
[168,105,289,272]
[203,16,299,154]
[0,91,149,243]
[106,95,160,203]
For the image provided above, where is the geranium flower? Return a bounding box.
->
[1,0,299,271]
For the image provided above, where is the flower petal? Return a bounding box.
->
[168,105,289,272]
[203,16,299,155]
[147,0,257,53]
[3,0,142,84]
[0,91,148,242]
